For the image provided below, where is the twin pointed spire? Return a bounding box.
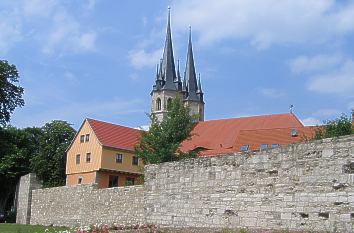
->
[153,7,203,102]
[184,27,200,101]
[159,7,177,90]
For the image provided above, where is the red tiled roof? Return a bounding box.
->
[233,126,317,152]
[181,113,306,156]
[87,118,141,151]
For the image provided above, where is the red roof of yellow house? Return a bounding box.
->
[180,113,307,156]
[87,118,141,151]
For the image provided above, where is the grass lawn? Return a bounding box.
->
[0,224,70,233]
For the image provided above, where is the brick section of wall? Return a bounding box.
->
[30,185,144,227]
[16,173,42,224]
[144,135,354,232]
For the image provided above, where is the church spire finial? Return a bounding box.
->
[159,6,177,90]
[189,25,192,40]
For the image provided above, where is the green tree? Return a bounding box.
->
[0,60,24,126]
[135,97,197,164]
[0,127,41,212]
[31,120,76,187]
[314,111,354,139]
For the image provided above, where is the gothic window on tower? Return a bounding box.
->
[156,98,161,111]
[167,98,172,110]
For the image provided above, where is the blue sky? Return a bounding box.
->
[2,0,354,129]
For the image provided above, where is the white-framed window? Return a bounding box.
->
[115,153,123,163]
[78,177,83,184]
[85,134,90,142]
[80,135,85,143]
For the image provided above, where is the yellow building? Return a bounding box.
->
[66,118,143,188]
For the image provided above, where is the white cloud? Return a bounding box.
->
[85,0,96,11]
[0,19,22,55]
[42,8,97,55]
[307,60,354,96]
[301,117,322,126]
[128,48,163,69]
[257,88,285,98]
[135,125,149,131]
[0,0,97,55]
[289,54,343,74]
[22,0,57,17]
[171,0,354,49]
[312,108,341,118]
[77,32,96,51]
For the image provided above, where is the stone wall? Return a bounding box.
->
[30,185,144,227]
[144,135,354,232]
[16,173,42,224]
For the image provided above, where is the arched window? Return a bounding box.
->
[167,98,172,110]
[156,98,161,110]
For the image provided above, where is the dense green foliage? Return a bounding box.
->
[314,112,354,139]
[0,121,75,214]
[0,127,41,213]
[135,97,197,164]
[0,60,24,126]
[31,120,76,187]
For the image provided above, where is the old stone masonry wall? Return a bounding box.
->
[144,135,354,232]
[16,173,42,224]
[30,185,144,227]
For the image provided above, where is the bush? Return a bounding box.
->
[314,112,354,139]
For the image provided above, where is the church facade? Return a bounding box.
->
[150,10,204,122]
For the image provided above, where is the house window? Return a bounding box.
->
[156,98,161,110]
[125,177,135,186]
[108,175,118,188]
[271,144,279,149]
[132,156,139,166]
[291,128,298,137]
[80,135,85,143]
[86,153,91,163]
[115,154,123,163]
[76,154,80,164]
[78,177,83,184]
[240,144,249,152]
[260,144,268,151]
[85,134,90,142]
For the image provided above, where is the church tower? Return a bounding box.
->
[151,9,204,122]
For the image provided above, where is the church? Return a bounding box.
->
[150,9,204,122]
[65,10,316,188]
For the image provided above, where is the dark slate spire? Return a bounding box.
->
[156,64,159,79]
[175,59,182,90]
[197,73,203,93]
[196,73,204,103]
[158,59,163,81]
[160,7,177,90]
[182,75,187,92]
[184,27,199,101]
